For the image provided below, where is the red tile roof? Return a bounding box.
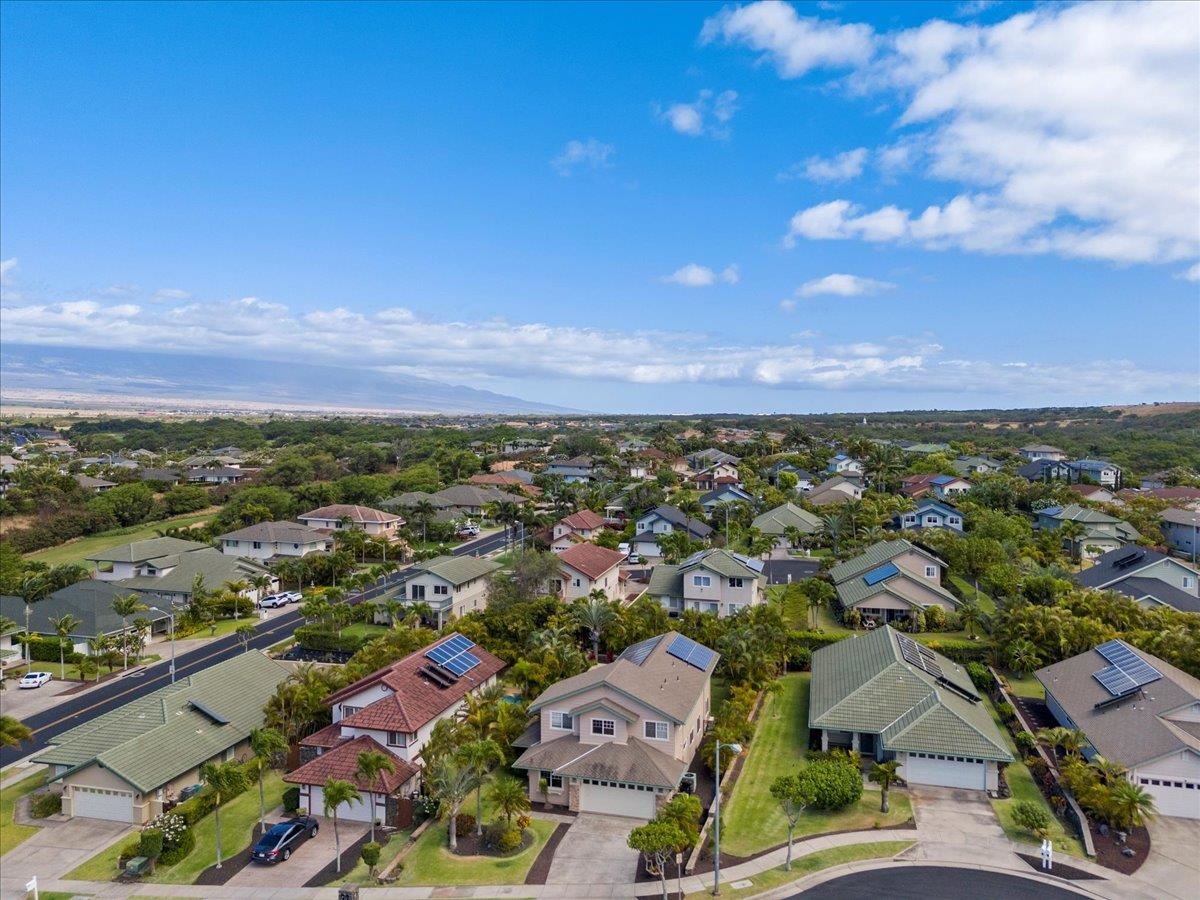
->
[325,633,506,733]
[298,504,402,525]
[559,509,606,532]
[284,735,418,792]
[557,542,626,580]
[1067,483,1109,497]
[301,723,347,749]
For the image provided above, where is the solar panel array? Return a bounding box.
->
[425,634,481,677]
[1092,639,1161,697]
[620,635,662,665]
[862,562,900,587]
[897,632,979,701]
[666,634,716,671]
[1111,550,1146,571]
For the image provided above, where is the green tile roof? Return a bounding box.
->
[646,565,683,597]
[416,555,501,586]
[836,571,961,610]
[829,540,918,583]
[114,547,271,595]
[86,536,209,564]
[751,502,822,536]
[679,548,763,580]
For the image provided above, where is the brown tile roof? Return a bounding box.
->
[1067,483,1109,497]
[326,633,505,733]
[557,543,627,580]
[284,735,418,792]
[299,504,402,525]
[301,723,347,749]
[641,448,669,460]
[559,509,606,532]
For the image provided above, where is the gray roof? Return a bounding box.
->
[752,502,822,536]
[1036,643,1200,768]
[86,537,209,564]
[410,554,501,587]
[641,505,713,538]
[1074,547,1178,589]
[1109,577,1200,614]
[0,582,169,639]
[828,539,940,584]
[645,565,683,598]
[114,547,272,596]
[512,733,687,788]
[1162,507,1200,528]
[217,520,330,544]
[432,484,526,507]
[678,548,763,579]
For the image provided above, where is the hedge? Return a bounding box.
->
[919,637,993,665]
[294,625,372,654]
[283,786,301,813]
[23,635,83,664]
[788,630,848,652]
[30,791,62,818]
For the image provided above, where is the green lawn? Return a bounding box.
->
[984,698,1082,858]
[0,769,46,856]
[179,616,260,641]
[1001,671,1045,700]
[720,673,913,858]
[339,623,390,641]
[395,817,555,885]
[329,829,411,886]
[24,509,219,568]
[948,575,996,614]
[4,660,86,681]
[684,841,915,900]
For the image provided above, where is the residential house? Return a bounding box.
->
[826,454,864,476]
[810,625,1011,790]
[892,499,964,533]
[139,468,182,484]
[1017,458,1074,483]
[829,539,960,625]
[1035,505,1140,559]
[112,547,277,605]
[627,462,650,480]
[373,556,501,628]
[1067,483,1116,504]
[1132,487,1200,508]
[688,462,741,493]
[930,474,972,500]
[1036,641,1199,818]
[554,543,627,603]
[550,509,607,552]
[286,633,505,826]
[430,484,526,519]
[645,549,765,617]
[0,581,171,656]
[764,461,816,492]
[34,652,288,823]
[951,455,1004,477]
[900,474,940,500]
[1068,459,1123,489]
[807,476,864,507]
[698,485,754,516]
[901,443,952,457]
[751,502,823,547]
[0,617,21,667]
[217,520,333,561]
[501,438,551,455]
[1161,508,1200,560]
[631,506,713,559]
[470,472,540,498]
[185,466,247,485]
[686,449,740,470]
[513,632,718,818]
[1020,444,1068,462]
[298,504,404,539]
[1074,547,1200,614]
[545,456,596,484]
[179,454,242,469]
[87,537,210,581]
[74,474,116,494]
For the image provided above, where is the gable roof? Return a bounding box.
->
[1109,577,1200,614]
[408,555,501,586]
[1074,546,1179,589]
[1162,507,1200,528]
[1017,459,1070,479]
[217,520,331,544]
[810,625,1010,762]
[432,484,526,507]
[0,582,170,639]
[559,509,607,532]
[36,652,288,792]
[752,502,822,536]
[86,536,209,564]
[114,547,272,595]
[298,504,401,524]
[904,498,962,519]
[639,505,713,538]
[829,539,941,584]
[557,542,626,580]
[678,548,764,580]
[285,734,419,792]
[1039,504,1140,540]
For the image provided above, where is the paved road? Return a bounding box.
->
[0,529,511,768]
[796,867,1084,899]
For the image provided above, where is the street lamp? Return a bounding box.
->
[148,605,177,683]
[710,739,742,896]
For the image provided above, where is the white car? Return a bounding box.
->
[259,593,291,609]
[18,671,52,689]
[283,591,303,603]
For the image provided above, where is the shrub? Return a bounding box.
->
[1013,800,1051,837]
[842,609,862,629]
[925,638,992,665]
[996,702,1016,723]
[23,635,82,664]
[485,821,524,853]
[1027,757,1049,780]
[29,791,62,818]
[158,828,195,865]
[360,841,382,872]
[293,625,372,654]
[924,606,948,631]
[907,611,926,633]
[798,759,863,811]
[965,662,991,691]
[1015,731,1037,754]
[454,813,476,837]
[282,786,301,813]
[117,838,143,866]
[788,630,846,652]
[788,646,812,671]
[139,828,164,859]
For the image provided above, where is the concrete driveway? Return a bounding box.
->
[1,678,75,718]
[226,819,368,888]
[0,817,130,896]
[909,785,1006,846]
[1137,816,1200,900]
[546,813,642,886]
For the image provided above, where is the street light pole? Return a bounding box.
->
[711,739,742,896]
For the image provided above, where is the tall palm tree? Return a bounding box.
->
[48,613,82,675]
[958,598,989,638]
[111,593,148,670]
[458,739,505,837]
[323,777,362,872]
[199,761,245,869]
[427,757,474,851]
[17,573,49,665]
[249,727,289,835]
[821,509,849,556]
[411,499,437,545]
[571,593,617,659]
[0,715,33,748]
[354,750,397,845]
[248,574,273,604]
[1057,520,1087,564]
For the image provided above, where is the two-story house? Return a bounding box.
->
[110,546,277,606]
[1161,508,1200,560]
[217,520,333,560]
[1035,504,1141,559]
[632,506,713,559]
[1020,444,1068,462]
[751,502,823,547]
[545,456,596,484]
[646,549,765,617]
[689,462,741,493]
[764,461,817,492]
[372,555,501,628]
[298,504,404,539]
[807,475,864,507]
[286,633,505,826]
[699,484,754,516]
[951,455,1004,477]
[550,509,607,552]
[892,499,964,533]
[1068,459,1123,489]
[1073,546,1200,614]
[826,454,864,476]
[929,474,972,500]
[554,543,627,603]
[830,539,960,625]
[86,537,209,581]
[1017,458,1074,483]
[513,632,718,818]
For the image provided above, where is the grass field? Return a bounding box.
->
[24,509,219,568]
[0,769,46,856]
[394,817,555,886]
[720,673,913,858]
[329,829,411,886]
[948,575,996,614]
[339,623,390,641]
[1001,671,1046,700]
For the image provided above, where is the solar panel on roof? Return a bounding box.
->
[1094,665,1137,696]
[667,634,716,671]
[1095,639,1162,690]
[621,636,661,665]
[862,562,900,587]
[424,634,481,678]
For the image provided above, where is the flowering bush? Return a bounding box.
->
[144,812,188,849]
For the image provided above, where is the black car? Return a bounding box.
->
[250,816,319,863]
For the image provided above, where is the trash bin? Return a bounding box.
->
[338,886,359,900]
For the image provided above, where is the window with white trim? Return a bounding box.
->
[540,769,564,790]
[693,575,711,587]
[924,566,937,578]
[550,711,573,730]
[729,577,744,588]
[644,721,668,740]
[591,718,615,736]
[433,584,449,595]
[342,705,363,717]
[1183,575,1195,589]
[387,731,406,747]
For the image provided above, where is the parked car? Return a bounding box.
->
[250,816,319,864]
[178,783,204,802]
[18,671,52,689]
[282,591,303,603]
[456,524,480,538]
[259,593,291,609]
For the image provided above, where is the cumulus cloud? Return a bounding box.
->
[780,147,868,182]
[715,1,1200,269]
[1180,263,1200,283]
[551,139,615,175]
[0,258,16,285]
[661,263,740,287]
[659,90,739,139]
[797,273,896,297]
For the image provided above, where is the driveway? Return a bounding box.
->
[1,678,75,718]
[546,813,642,886]
[0,817,130,896]
[1137,816,1200,900]
[225,819,368,888]
[909,785,1007,846]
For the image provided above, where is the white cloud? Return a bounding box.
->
[1180,263,1200,282]
[783,147,868,182]
[797,273,897,297]
[0,258,16,285]
[779,298,797,312]
[152,288,192,302]
[719,1,1200,269]
[659,90,739,139]
[661,263,740,287]
[551,139,615,176]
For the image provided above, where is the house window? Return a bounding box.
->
[949,518,960,526]
[693,575,711,587]
[925,516,939,525]
[433,584,449,595]
[924,566,937,578]
[387,731,406,747]
[729,578,744,588]
[252,541,262,550]
[293,543,300,549]
[550,711,573,730]
[540,770,564,790]
[411,585,426,600]
[591,719,615,736]
[904,515,916,523]
[573,578,581,588]
[1184,575,1196,589]
[644,721,668,741]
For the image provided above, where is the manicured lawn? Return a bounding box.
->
[23,509,219,568]
[0,769,46,856]
[684,841,915,900]
[948,575,996,614]
[180,616,261,641]
[5,660,86,681]
[395,817,555,885]
[720,674,913,858]
[329,828,411,886]
[1001,671,1045,700]
[339,623,390,641]
[984,698,1083,858]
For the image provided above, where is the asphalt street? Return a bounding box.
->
[795,866,1084,899]
[0,528,510,767]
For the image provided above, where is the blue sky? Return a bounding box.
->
[2,0,1197,413]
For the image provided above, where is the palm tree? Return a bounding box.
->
[248,573,273,604]
[0,715,33,748]
[235,623,256,653]
[1106,780,1156,831]
[821,510,849,556]
[323,777,362,873]
[458,738,505,836]
[111,593,148,670]
[1006,638,1042,675]
[48,613,82,675]
[427,757,474,851]
[869,761,902,813]
[958,598,989,638]
[488,773,531,824]
[745,527,776,559]
[354,750,397,845]
[199,761,246,869]
[249,727,289,835]
[571,593,617,659]
[1089,755,1128,786]
[411,499,437,544]
[1057,519,1087,564]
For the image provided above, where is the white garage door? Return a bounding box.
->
[903,753,986,790]
[73,785,135,822]
[308,786,379,823]
[579,782,656,819]
[1139,776,1200,819]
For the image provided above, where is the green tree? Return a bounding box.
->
[249,727,289,835]
[48,612,82,674]
[869,760,902,814]
[571,593,617,659]
[487,773,531,824]
[235,622,257,653]
[0,715,32,748]
[354,750,397,845]
[427,757,474,852]
[199,760,248,869]
[770,773,816,869]
[656,792,701,897]
[458,738,505,837]
[111,593,148,670]
[1106,780,1156,831]
[627,820,686,900]
[1012,800,1051,837]
[323,777,363,872]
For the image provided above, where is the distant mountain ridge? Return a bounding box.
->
[0,344,573,414]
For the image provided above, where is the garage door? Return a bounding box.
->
[308,786,379,823]
[73,785,135,822]
[1139,776,1200,819]
[903,753,986,790]
[579,783,656,818]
